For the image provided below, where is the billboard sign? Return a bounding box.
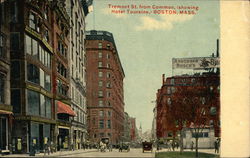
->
[172,57,220,69]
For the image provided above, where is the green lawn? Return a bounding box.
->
[155,151,219,158]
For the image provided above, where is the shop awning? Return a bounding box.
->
[57,101,76,116]
[0,110,13,115]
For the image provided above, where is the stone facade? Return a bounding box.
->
[65,0,88,150]
[0,0,12,152]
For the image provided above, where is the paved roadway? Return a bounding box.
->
[61,148,155,157]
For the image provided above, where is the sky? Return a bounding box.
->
[86,0,220,132]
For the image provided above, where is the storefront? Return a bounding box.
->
[29,122,52,152]
[0,111,12,151]
[56,101,76,151]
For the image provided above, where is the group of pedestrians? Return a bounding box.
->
[166,141,179,151]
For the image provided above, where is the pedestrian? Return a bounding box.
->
[191,141,194,151]
[167,141,171,151]
[176,142,179,149]
[217,139,220,153]
[214,139,220,153]
[172,141,175,151]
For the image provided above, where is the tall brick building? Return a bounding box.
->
[156,72,220,148]
[86,30,125,144]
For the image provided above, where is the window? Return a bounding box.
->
[167,87,171,94]
[107,44,110,49]
[44,73,51,91]
[32,39,38,59]
[39,69,45,88]
[107,120,111,129]
[26,35,32,55]
[170,79,175,85]
[0,34,5,58]
[0,74,5,103]
[98,71,103,77]
[107,101,111,107]
[98,42,102,48]
[107,92,111,97]
[29,12,38,31]
[58,41,67,57]
[57,79,68,96]
[167,98,171,105]
[98,81,103,87]
[107,63,110,68]
[27,64,39,84]
[11,89,21,113]
[10,1,18,23]
[108,111,112,117]
[44,29,49,42]
[99,110,104,117]
[98,90,103,97]
[107,72,111,78]
[98,52,102,58]
[27,90,40,116]
[45,97,51,118]
[11,61,20,80]
[40,94,45,117]
[98,62,102,68]
[10,33,20,51]
[98,100,103,106]
[99,119,104,129]
[106,82,111,88]
[107,54,110,59]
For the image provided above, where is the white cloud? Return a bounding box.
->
[135,14,194,31]
[101,8,127,19]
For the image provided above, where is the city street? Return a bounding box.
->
[61,148,155,157]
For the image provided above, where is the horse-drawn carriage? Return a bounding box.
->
[100,137,111,152]
[142,141,153,153]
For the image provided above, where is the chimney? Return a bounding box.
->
[162,74,165,85]
[216,39,219,57]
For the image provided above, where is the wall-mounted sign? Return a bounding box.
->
[172,57,220,69]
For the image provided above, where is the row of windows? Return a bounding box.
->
[26,35,51,68]
[57,62,67,78]
[27,89,52,118]
[99,110,112,117]
[98,100,111,107]
[98,119,111,129]
[98,61,111,68]
[98,71,111,78]
[27,63,51,92]
[58,40,67,58]
[98,90,111,98]
[98,42,111,49]
[57,79,68,96]
[98,81,111,88]
[98,52,110,59]
[191,132,209,138]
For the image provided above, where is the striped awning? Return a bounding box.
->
[57,101,76,116]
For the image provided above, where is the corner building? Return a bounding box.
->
[8,0,74,153]
[86,30,125,145]
[0,0,12,152]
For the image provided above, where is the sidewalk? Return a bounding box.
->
[155,148,220,155]
[2,149,98,157]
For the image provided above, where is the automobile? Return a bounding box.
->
[142,141,153,153]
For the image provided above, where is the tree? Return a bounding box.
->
[171,84,218,158]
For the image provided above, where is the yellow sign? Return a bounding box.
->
[17,139,22,150]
